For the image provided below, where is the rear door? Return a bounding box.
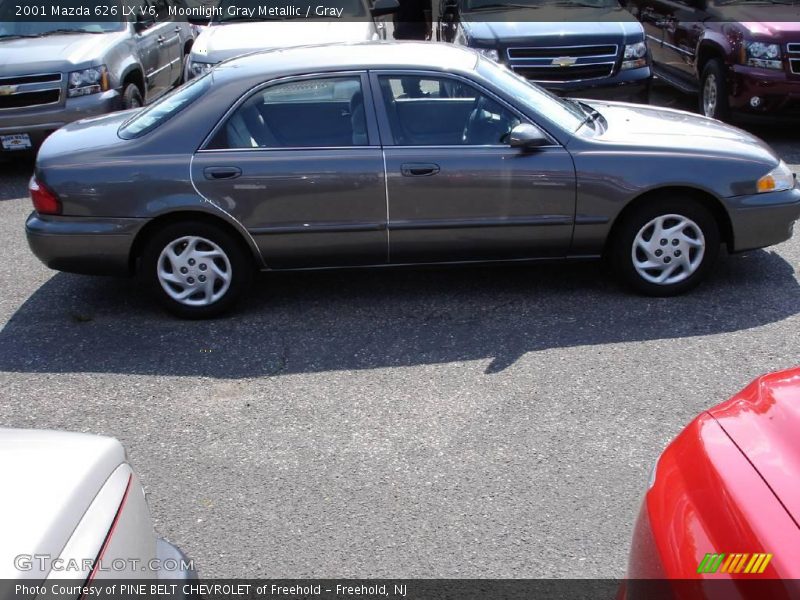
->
[132,0,174,99]
[372,71,576,264]
[150,0,183,89]
[192,73,388,268]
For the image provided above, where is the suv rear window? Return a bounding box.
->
[118,75,211,139]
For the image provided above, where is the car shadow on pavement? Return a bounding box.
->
[0,156,34,201]
[0,249,798,378]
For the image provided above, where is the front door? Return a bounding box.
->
[191,73,388,268]
[372,72,575,264]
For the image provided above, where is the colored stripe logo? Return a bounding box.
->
[697,552,772,574]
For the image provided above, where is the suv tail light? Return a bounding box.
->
[29,176,61,215]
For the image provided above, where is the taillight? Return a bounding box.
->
[29,176,61,215]
[84,474,132,589]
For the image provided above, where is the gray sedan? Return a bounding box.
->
[26,42,800,318]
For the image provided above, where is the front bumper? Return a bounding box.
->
[26,212,144,275]
[726,187,800,252]
[537,66,652,103]
[0,90,121,151]
[729,65,800,116]
[156,538,198,581]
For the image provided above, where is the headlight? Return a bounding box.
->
[189,60,215,78]
[475,48,499,62]
[757,160,795,193]
[743,41,782,70]
[67,65,109,98]
[621,41,648,70]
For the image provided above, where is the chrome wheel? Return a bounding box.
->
[703,74,717,117]
[631,214,705,285]
[157,236,232,307]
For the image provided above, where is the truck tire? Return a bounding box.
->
[699,60,729,120]
[122,83,143,110]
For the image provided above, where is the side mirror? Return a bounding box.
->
[371,0,399,17]
[508,123,549,149]
[134,13,156,33]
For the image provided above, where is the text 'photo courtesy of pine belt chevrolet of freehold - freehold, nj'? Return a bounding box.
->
[1,0,800,599]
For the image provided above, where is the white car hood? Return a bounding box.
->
[0,429,125,579]
[192,21,378,63]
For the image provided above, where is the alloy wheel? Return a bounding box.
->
[703,74,717,118]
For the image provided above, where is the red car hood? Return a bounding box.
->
[710,368,800,527]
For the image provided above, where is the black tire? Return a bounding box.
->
[610,196,720,297]
[699,59,729,120]
[141,221,253,319]
[122,82,144,110]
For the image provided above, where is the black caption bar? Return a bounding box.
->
[4,579,800,600]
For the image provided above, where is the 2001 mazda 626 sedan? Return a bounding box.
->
[26,42,800,318]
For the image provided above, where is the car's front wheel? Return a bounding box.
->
[700,60,729,120]
[610,198,720,296]
[122,83,144,110]
[142,221,252,318]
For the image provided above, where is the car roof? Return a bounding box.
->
[214,41,480,80]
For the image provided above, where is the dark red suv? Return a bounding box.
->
[625,0,800,121]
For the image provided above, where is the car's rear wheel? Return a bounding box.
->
[700,59,729,120]
[141,221,252,318]
[610,198,720,296]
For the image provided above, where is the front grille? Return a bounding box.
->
[789,44,800,75]
[0,72,62,109]
[0,89,60,109]
[0,73,61,86]
[511,63,615,82]
[506,44,619,83]
[507,45,617,59]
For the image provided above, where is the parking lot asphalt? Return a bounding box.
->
[1,84,799,578]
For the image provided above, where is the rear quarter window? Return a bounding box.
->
[118,75,211,139]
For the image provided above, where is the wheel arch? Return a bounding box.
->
[603,186,734,257]
[120,65,146,98]
[129,210,263,274]
[696,40,727,79]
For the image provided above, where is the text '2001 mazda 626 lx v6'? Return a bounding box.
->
[26,42,800,318]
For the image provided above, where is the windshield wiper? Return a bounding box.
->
[0,33,39,39]
[567,98,601,129]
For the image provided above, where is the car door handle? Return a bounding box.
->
[203,166,242,180]
[401,163,440,177]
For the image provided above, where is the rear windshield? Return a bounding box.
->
[119,75,212,139]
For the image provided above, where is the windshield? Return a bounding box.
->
[0,20,123,37]
[465,0,618,11]
[478,58,586,133]
[119,74,212,139]
[214,0,365,21]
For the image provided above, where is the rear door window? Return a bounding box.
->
[207,76,369,149]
